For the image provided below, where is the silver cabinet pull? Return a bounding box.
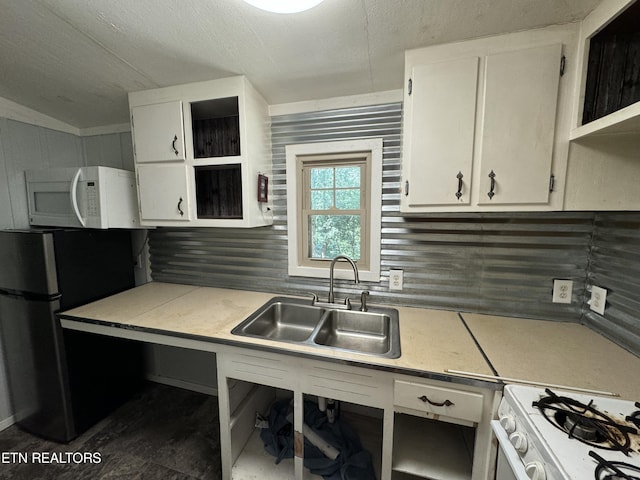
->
[177,197,184,217]
[487,170,496,199]
[172,135,179,156]
[418,395,454,407]
[455,171,464,199]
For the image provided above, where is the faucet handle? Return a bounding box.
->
[310,293,319,306]
[360,291,370,312]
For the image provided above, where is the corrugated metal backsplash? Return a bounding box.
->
[148,103,639,354]
[151,102,590,320]
[582,213,640,354]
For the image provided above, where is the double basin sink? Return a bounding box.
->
[231,296,401,359]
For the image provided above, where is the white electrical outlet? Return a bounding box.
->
[389,270,403,291]
[552,279,573,304]
[590,285,607,315]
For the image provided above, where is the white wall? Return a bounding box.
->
[143,344,218,395]
[564,134,640,210]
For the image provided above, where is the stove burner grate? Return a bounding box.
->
[590,451,640,480]
[532,389,637,454]
[627,403,640,430]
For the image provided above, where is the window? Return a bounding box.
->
[286,139,382,282]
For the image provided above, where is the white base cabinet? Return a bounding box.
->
[216,347,499,480]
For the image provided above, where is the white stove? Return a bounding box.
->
[492,385,640,480]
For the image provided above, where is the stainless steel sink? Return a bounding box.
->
[231,296,401,359]
[312,309,398,356]
[232,298,325,342]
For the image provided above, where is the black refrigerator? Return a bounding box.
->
[0,229,144,442]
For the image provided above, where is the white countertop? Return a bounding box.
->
[60,282,495,383]
[60,282,640,399]
[461,313,640,400]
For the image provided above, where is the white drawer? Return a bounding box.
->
[394,380,483,423]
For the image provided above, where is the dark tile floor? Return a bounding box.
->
[0,383,222,479]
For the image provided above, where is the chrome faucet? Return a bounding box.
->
[311,255,360,309]
[328,255,359,304]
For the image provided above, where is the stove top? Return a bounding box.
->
[499,385,640,480]
[532,388,639,454]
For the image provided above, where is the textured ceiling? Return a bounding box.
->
[0,0,600,129]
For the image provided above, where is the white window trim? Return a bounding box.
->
[286,139,382,282]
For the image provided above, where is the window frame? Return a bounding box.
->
[299,153,370,270]
[286,139,382,282]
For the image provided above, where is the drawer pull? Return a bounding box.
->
[418,395,454,407]
[172,135,179,156]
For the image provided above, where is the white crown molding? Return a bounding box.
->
[0,96,131,137]
[0,96,79,135]
[78,123,131,137]
[268,89,403,117]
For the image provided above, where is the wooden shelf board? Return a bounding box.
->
[233,427,302,479]
[571,102,640,140]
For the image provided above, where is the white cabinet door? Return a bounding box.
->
[477,43,561,205]
[403,57,479,209]
[132,101,185,163]
[136,164,190,222]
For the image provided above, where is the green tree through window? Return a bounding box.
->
[306,164,363,261]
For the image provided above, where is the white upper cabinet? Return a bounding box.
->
[401,25,577,213]
[404,57,479,207]
[128,76,273,228]
[136,164,191,222]
[477,44,561,206]
[131,101,185,163]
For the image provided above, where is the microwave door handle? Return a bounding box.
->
[70,168,86,227]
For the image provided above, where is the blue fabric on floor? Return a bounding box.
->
[260,398,376,480]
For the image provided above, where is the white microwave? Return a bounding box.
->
[26,166,141,229]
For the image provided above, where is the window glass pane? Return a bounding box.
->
[311,190,334,210]
[311,167,334,189]
[308,214,361,260]
[335,166,360,188]
[335,189,360,209]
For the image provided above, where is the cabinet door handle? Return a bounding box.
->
[177,197,184,217]
[487,170,496,200]
[418,395,454,407]
[172,135,179,156]
[455,171,464,199]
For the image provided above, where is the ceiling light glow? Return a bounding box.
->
[242,0,325,14]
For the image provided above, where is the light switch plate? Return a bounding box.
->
[552,279,572,304]
[389,270,403,291]
[590,285,607,315]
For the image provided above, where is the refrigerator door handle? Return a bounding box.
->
[70,168,86,227]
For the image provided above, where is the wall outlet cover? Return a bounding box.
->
[552,279,573,304]
[590,285,607,315]
[389,269,403,291]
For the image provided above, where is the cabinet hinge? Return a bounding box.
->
[408,78,412,96]
[404,180,409,196]
[560,55,566,77]
[131,115,137,157]
[549,174,555,193]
